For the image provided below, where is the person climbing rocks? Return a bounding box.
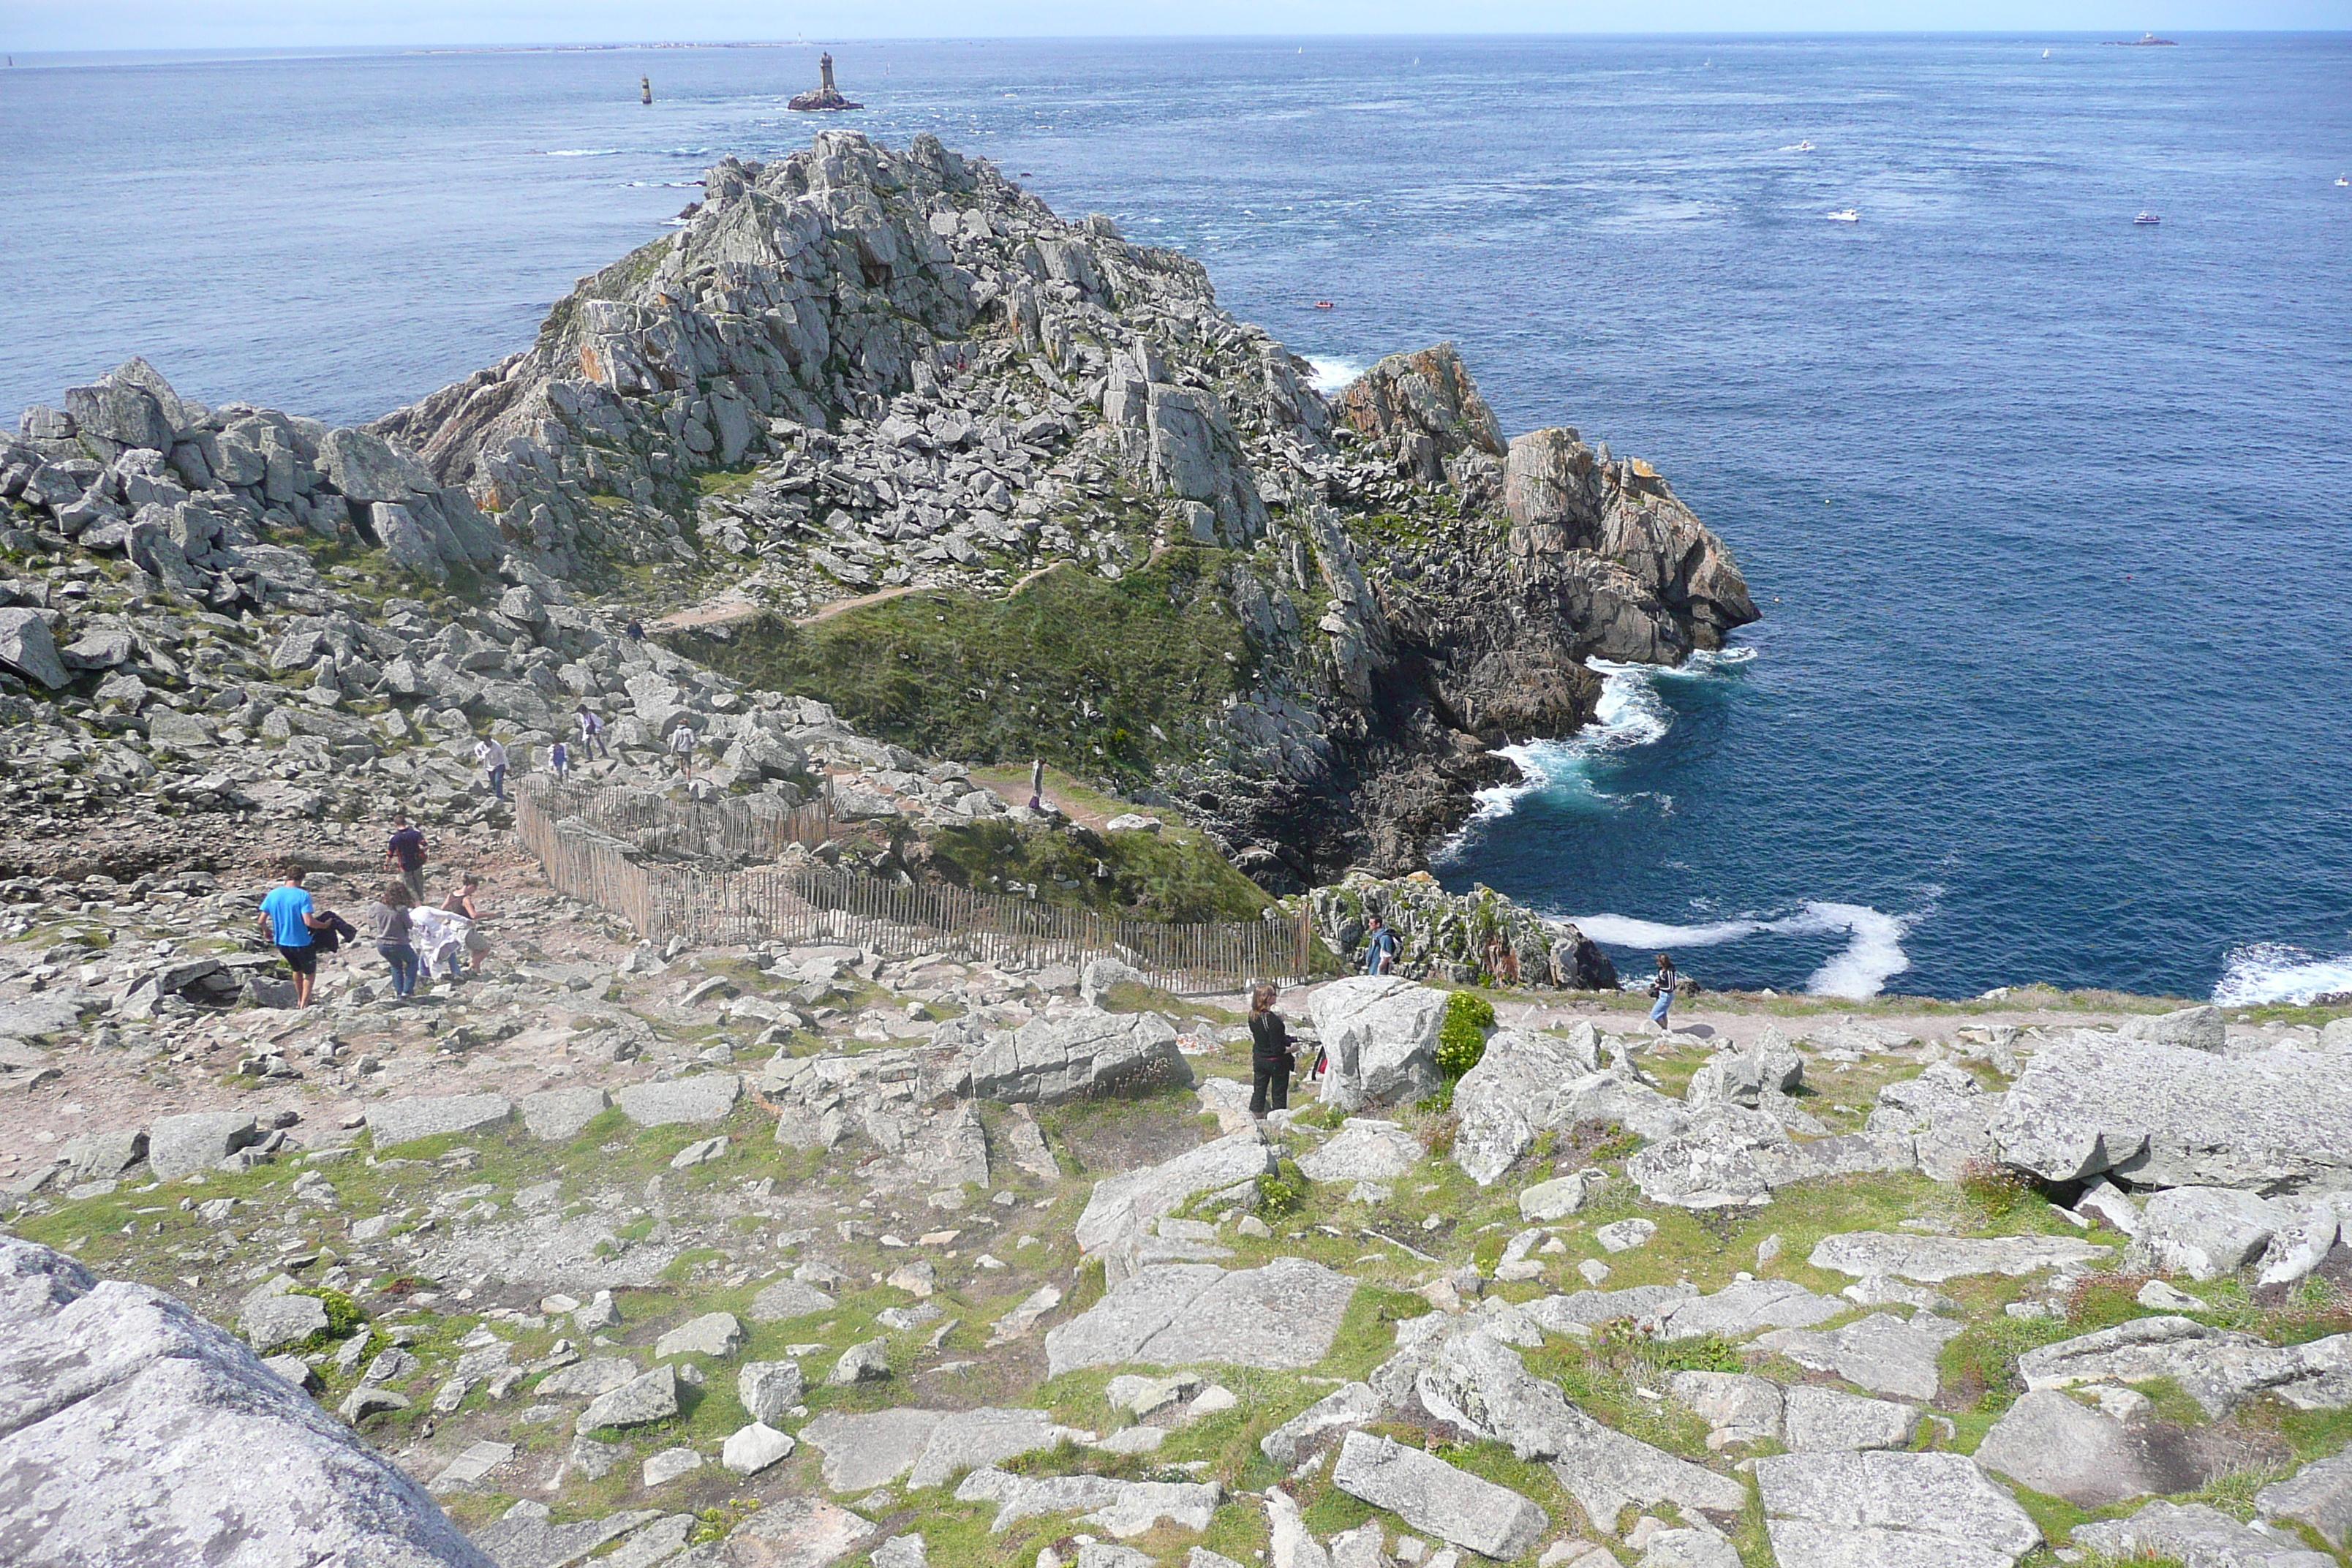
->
[1363,914,1401,976]
[576,704,608,759]
[384,814,428,905]
[1248,982,1296,1118]
[474,735,508,801]
[363,883,419,1000]
[669,722,696,780]
[441,872,491,976]
[625,618,644,641]
[255,866,326,1008]
[1648,953,1678,1033]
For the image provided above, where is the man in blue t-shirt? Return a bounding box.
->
[257,868,323,1008]
[1363,915,1401,976]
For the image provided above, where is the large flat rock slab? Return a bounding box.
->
[1756,1312,1965,1401]
[712,1495,876,1568]
[2074,1500,2335,1568]
[1409,1329,1746,1529]
[1044,1258,1354,1376]
[1990,1033,2352,1190]
[1296,1119,1422,1183]
[1756,1451,2040,1568]
[1648,1279,1844,1341]
[146,1110,257,1180]
[800,1407,1065,1494]
[2258,1451,2352,1550]
[802,1409,944,1493]
[1809,1231,2111,1283]
[1331,1431,1548,1560]
[1073,1130,1277,1281]
[617,1074,741,1126]
[2015,1316,2352,1419]
[965,1009,1194,1104]
[521,1086,611,1141]
[369,1093,514,1149]
[952,1467,1221,1536]
[0,991,89,1041]
[0,1236,491,1567]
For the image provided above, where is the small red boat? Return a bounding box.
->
[1313,300,1335,310]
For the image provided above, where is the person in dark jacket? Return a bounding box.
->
[1248,982,1296,1118]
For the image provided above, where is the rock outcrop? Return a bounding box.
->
[0,1235,491,1565]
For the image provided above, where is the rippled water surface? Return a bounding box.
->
[4,36,2348,999]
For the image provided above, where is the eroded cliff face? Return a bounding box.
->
[5,129,1753,886]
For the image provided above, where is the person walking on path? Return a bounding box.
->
[473,736,509,801]
[1028,758,1045,813]
[669,722,696,780]
[384,815,429,905]
[1363,914,1401,976]
[625,618,644,642]
[442,873,491,976]
[549,738,570,782]
[256,867,325,1009]
[1248,982,1297,1118]
[363,883,419,1000]
[1648,953,1678,1033]
[575,704,608,759]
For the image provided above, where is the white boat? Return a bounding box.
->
[2042,49,2051,58]
[1826,208,1860,223]
[1795,139,1815,151]
[2135,211,2160,225]
[2338,175,2349,186]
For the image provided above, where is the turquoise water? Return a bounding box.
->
[4,35,2348,1000]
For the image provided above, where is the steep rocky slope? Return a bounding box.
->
[2,130,1752,886]
[366,130,1757,881]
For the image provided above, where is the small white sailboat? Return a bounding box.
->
[2134,211,2161,225]
[1826,208,1861,223]
[2042,49,2051,59]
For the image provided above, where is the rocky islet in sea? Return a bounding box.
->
[1,130,2348,1568]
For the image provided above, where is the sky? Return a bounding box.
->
[4,1,2346,52]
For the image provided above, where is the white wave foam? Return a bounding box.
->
[2212,942,2352,1006]
[542,148,622,157]
[1464,660,1676,826]
[1571,900,1918,1000]
[1305,355,1365,395]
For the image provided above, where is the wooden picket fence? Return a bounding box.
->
[513,777,1308,993]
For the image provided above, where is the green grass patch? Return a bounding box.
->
[666,550,1253,790]
[924,815,1273,923]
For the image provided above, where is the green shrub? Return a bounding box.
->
[288,1285,364,1341]
[1654,1333,1746,1373]
[1436,992,1496,1079]
[1957,1157,2035,1218]
[1256,1175,1301,1216]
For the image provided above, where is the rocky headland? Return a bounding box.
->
[4,129,2346,1568]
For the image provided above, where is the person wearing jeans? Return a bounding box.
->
[474,736,509,801]
[364,884,419,999]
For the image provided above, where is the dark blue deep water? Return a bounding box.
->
[4,36,2349,1000]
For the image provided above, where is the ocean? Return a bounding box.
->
[4,35,2348,1002]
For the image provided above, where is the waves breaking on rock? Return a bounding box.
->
[2212,940,2352,1006]
[1570,900,1925,1001]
